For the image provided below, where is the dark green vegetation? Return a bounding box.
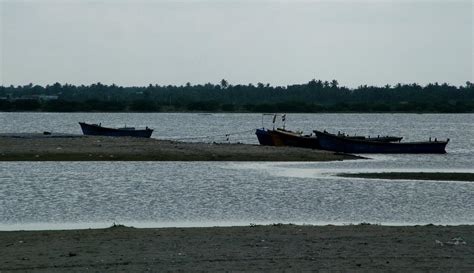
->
[1,80,473,112]
[339,172,474,182]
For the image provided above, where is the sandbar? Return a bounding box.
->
[0,134,361,161]
[0,224,472,272]
[339,172,474,182]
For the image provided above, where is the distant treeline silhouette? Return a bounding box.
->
[1,80,473,113]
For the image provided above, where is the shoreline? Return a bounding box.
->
[0,134,362,161]
[1,224,472,271]
[1,222,473,232]
[1,109,473,114]
[338,172,474,182]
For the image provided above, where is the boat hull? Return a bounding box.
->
[314,130,448,154]
[272,129,320,149]
[255,128,319,149]
[79,122,153,138]
[319,131,403,143]
[255,128,275,146]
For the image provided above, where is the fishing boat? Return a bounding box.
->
[255,114,403,148]
[255,114,289,147]
[79,122,153,138]
[256,127,402,148]
[314,130,448,154]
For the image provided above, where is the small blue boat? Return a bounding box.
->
[314,130,448,154]
[79,122,153,138]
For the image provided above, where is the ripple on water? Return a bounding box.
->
[0,161,473,229]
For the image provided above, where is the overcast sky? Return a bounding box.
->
[0,0,472,87]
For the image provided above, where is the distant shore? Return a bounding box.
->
[0,134,361,161]
[338,172,474,182]
[1,224,472,272]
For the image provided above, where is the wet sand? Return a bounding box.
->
[339,172,474,182]
[0,134,361,161]
[0,224,472,272]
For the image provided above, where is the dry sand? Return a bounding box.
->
[0,134,360,161]
[0,224,472,272]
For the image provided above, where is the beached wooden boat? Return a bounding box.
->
[256,128,319,148]
[79,122,153,138]
[314,130,448,154]
[256,127,403,147]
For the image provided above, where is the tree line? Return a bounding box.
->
[1,80,473,113]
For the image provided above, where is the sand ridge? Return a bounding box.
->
[0,134,361,161]
[0,224,472,272]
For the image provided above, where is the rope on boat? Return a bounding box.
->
[166,129,256,142]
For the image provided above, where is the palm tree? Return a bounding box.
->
[220,79,228,89]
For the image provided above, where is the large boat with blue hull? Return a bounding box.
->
[314,130,448,154]
[79,122,153,138]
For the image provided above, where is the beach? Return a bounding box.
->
[1,132,473,272]
[0,134,360,161]
[1,224,472,272]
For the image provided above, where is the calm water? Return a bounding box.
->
[0,113,473,229]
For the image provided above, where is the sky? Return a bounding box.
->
[0,0,472,87]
